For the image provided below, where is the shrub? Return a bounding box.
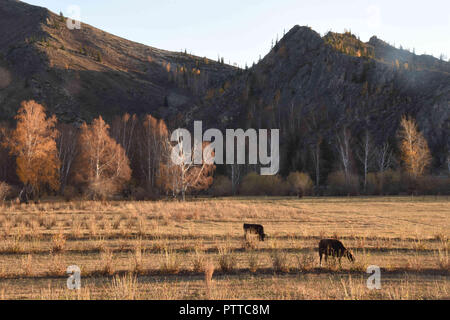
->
[49,253,66,276]
[0,182,11,202]
[366,172,382,195]
[326,171,360,196]
[296,253,316,272]
[63,185,77,202]
[21,254,33,276]
[270,250,291,273]
[247,251,260,273]
[210,175,232,197]
[217,246,237,272]
[85,179,117,201]
[108,273,139,300]
[367,170,405,195]
[100,249,116,276]
[51,232,66,253]
[286,172,313,196]
[191,249,206,273]
[130,186,158,201]
[204,262,215,297]
[382,170,404,194]
[416,175,450,195]
[239,172,288,196]
[159,248,181,274]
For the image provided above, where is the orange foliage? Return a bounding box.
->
[75,116,131,197]
[398,116,432,178]
[5,100,60,196]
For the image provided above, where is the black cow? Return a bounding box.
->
[243,224,266,241]
[319,239,354,266]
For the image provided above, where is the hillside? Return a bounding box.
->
[0,0,237,124]
[0,1,449,175]
[202,26,449,173]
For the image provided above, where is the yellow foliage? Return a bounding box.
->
[398,116,432,178]
[75,116,131,196]
[6,100,60,195]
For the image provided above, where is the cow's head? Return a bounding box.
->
[346,250,355,263]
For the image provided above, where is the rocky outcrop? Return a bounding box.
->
[202,26,449,171]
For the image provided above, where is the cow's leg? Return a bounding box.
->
[319,252,322,266]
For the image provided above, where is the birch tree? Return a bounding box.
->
[5,100,60,198]
[356,130,374,191]
[137,115,169,190]
[375,142,394,173]
[158,132,215,201]
[56,123,78,193]
[398,116,432,178]
[75,116,131,199]
[335,126,353,180]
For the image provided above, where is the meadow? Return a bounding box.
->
[0,196,448,300]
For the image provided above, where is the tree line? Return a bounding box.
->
[0,100,448,203]
[0,101,214,202]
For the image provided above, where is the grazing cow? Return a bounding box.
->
[319,239,354,266]
[243,224,266,241]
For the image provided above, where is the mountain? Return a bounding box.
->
[0,0,449,173]
[201,26,449,172]
[0,0,237,124]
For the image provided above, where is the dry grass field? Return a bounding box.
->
[0,196,448,300]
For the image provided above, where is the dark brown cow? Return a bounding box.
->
[319,239,354,266]
[243,224,266,241]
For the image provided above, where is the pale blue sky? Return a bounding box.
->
[25,0,450,66]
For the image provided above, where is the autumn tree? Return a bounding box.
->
[286,172,313,197]
[4,100,60,199]
[74,116,131,199]
[398,116,432,178]
[158,132,215,200]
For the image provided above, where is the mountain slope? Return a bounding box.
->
[202,26,449,172]
[0,1,448,173]
[0,0,237,123]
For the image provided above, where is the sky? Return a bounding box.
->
[25,0,450,67]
